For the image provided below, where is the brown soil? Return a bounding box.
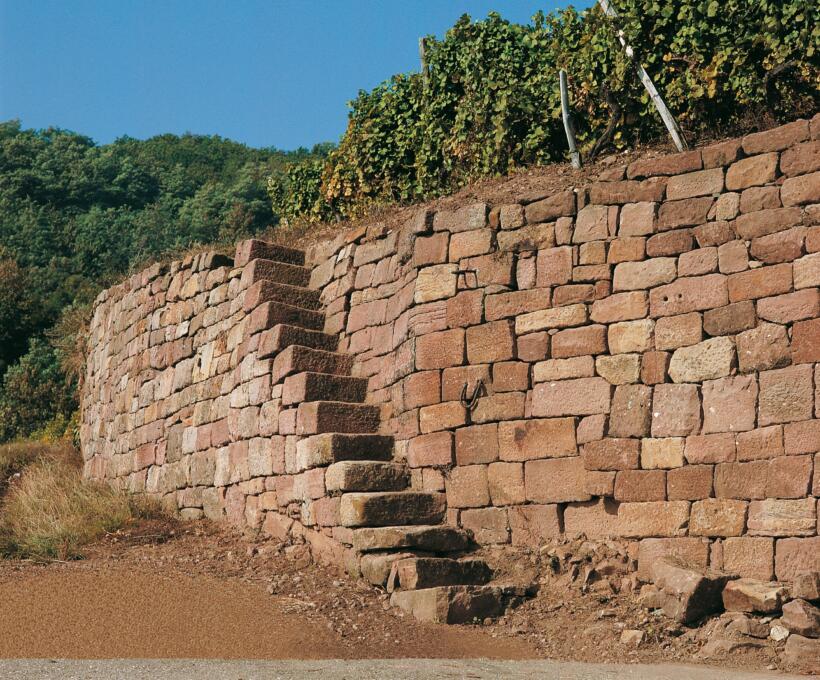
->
[269,137,697,253]
[0,518,795,674]
[0,519,533,660]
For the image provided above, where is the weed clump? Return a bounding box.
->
[0,441,159,560]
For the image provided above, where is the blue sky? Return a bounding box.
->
[0,1,592,150]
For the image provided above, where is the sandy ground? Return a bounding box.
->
[0,519,803,676]
[0,566,534,660]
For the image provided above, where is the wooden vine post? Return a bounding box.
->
[597,0,688,151]
[419,37,429,88]
[559,69,582,169]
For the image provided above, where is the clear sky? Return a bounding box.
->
[0,0,592,150]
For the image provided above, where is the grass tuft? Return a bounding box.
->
[0,441,161,560]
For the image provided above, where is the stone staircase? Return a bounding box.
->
[240,239,527,624]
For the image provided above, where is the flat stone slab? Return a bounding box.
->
[351,525,471,552]
[340,492,446,527]
[390,585,507,624]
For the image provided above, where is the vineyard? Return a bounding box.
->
[269,0,818,221]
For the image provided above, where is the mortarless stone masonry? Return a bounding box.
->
[82,116,820,593]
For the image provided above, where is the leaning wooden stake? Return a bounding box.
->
[419,37,429,88]
[597,0,687,151]
[559,69,582,169]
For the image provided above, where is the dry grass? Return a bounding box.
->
[0,441,161,560]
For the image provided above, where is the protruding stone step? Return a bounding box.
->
[243,280,321,313]
[261,326,339,359]
[296,401,381,435]
[282,372,367,406]
[391,557,492,591]
[235,239,305,267]
[360,550,431,587]
[390,585,509,624]
[340,492,446,527]
[351,525,472,553]
[326,461,409,492]
[247,302,325,334]
[271,346,352,384]
[296,433,394,471]
[240,258,311,288]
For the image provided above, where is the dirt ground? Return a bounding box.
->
[0,518,798,675]
[0,519,533,661]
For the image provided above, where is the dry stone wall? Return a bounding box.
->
[83,116,820,582]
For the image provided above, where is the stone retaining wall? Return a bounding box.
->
[82,116,820,580]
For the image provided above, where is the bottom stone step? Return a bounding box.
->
[352,525,472,553]
[391,557,492,591]
[359,550,432,587]
[390,585,524,624]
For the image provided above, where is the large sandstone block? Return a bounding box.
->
[668,336,735,383]
[649,274,728,317]
[759,364,814,425]
[509,504,562,546]
[515,303,587,334]
[736,322,791,373]
[666,168,724,200]
[340,492,446,527]
[446,465,490,508]
[701,375,758,434]
[723,578,789,614]
[389,584,507,624]
[747,498,817,537]
[433,203,488,233]
[497,418,577,461]
[613,258,676,291]
[609,384,652,438]
[414,264,458,304]
[776,537,820,581]
[725,153,778,190]
[782,170,820,206]
[722,537,775,581]
[650,557,734,623]
[531,377,611,417]
[690,498,747,537]
[608,319,654,354]
[525,457,591,503]
[582,438,640,471]
[487,461,525,505]
[651,384,701,437]
[636,537,710,581]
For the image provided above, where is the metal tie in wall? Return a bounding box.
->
[460,379,485,411]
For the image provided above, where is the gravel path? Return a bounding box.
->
[0,659,805,680]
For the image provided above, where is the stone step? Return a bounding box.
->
[296,401,381,435]
[295,433,394,471]
[390,557,492,591]
[235,239,305,267]
[243,280,322,313]
[351,525,472,553]
[326,461,409,493]
[360,550,432,587]
[247,302,325,334]
[240,258,311,288]
[262,326,339,360]
[282,372,367,406]
[390,585,510,624]
[272,346,351,386]
[340,492,446,528]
